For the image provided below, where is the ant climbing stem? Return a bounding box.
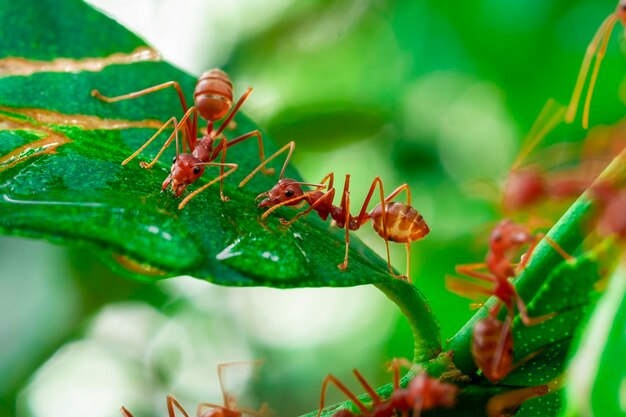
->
[92,69,275,208]
[255,172,429,282]
[565,0,626,128]
[447,219,572,382]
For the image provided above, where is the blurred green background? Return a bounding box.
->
[1,0,624,416]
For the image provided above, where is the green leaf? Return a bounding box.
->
[562,262,626,417]
[0,0,440,357]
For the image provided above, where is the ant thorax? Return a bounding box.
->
[192,135,216,162]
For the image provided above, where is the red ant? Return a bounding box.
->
[317,359,458,417]
[92,69,276,209]
[565,0,626,128]
[502,99,597,214]
[245,164,430,282]
[120,362,269,417]
[447,220,571,377]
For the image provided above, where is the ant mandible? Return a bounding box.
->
[92,69,275,209]
[317,359,458,417]
[247,167,430,282]
[565,0,626,129]
[120,362,269,417]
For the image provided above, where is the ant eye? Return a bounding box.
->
[285,190,294,197]
[172,156,177,164]
[193,166,201,175]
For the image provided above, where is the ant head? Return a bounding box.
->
[162,154,204,197]
[257,179,304,208]
[489,219,532,252]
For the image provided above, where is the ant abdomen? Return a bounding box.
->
[370,202,430,243]
[472,317,513,383]
[194,68,234,122]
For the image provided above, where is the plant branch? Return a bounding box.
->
[446,147,626,374]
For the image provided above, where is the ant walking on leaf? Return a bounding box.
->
[565,0,626,128]
[120,362,269,417]
[244,152,430,282]
[92,69,275,209]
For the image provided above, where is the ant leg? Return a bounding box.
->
[515,234,572,273]
[350,177,401,279]
[123,107,196,168]
[222,130,274,175]
[490,312,513,380]
[215,360,265,410]
[383,183,411,206]
[515,292,556,326]
[239,141,295,188]
[213,87,253,139]
[120,407,134,417]
[445,275,494,300]
[91,81,194,141]
[214,140,229,201]
[582,15,619,129]
[281,188,336,226]
[166,395,190,417]
[565,14,618,124]
[352,369,382,406]
[317,374,369,417]
[178,162,238,210]
[121,116,178,166]
[486,385,549,417]
[338,188,352,271]
[405,243,411,283]
[455,264,497,282]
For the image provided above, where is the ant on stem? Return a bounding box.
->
[447,219,572,380]
[92,69,275,209]
[565,0,626,128]
[243,155,429,282]
[120,362,269,417]
[317,359,458,417]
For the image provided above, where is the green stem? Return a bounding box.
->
[375,280,441,362]
[447,147,626,374]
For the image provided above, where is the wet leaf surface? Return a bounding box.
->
[0,0,425,290]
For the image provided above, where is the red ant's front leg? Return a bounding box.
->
[177,162,238,209]
[239,141,296,188]
[281,188,336,226]
[222,129,274,175]
[515,233,572,274]
[122,107,197,168]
